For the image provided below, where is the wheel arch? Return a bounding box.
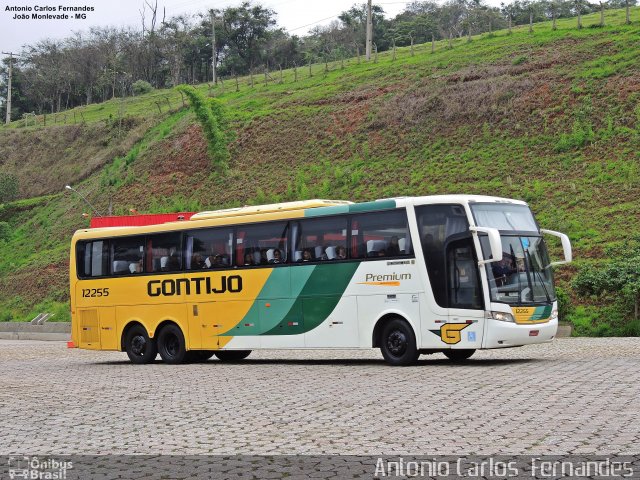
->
[120,320,146,351]
[371,311,419,348]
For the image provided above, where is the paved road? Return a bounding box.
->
[1,338,639,456]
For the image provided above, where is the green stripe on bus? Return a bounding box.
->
[347,199,396,213]
[262,262,360,335]
[304,205,351,218]
[221,266,315,336]
[304,200,397,218]
[533,305,553,319]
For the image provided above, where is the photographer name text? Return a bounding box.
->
[5,5,95,21]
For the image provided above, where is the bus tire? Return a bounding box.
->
[157,324,188,364]
[186,350,215,362]
[380,318,419,366]
[124,324,157,364]
[443,349,476,361]
[214,350,251,362]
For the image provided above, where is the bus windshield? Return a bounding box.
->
[479,235,556,304]
[471,203,538,232]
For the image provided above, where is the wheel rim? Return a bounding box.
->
[386,329,407,357]
[131,335,147,356]
[164,333,180,358]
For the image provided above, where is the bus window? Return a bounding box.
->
[185,228,233,270]
[77,240,109,278]
[415,204,470,308]
[351,210,412,259]
[236,222,289,266]
[292,216,348,262]
[148,233,182,273]
[447,238,483,309]
[111,236,145,275]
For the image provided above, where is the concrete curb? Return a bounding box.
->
[0,322,70,341]
[557,322,573,338]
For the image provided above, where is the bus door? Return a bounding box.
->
[416,204,484,349]
[444,237,485,349]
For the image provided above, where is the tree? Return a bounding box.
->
[220,2,277,75]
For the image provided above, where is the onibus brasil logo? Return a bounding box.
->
[8,456,73,479]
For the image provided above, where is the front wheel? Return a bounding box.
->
[443,349,476,361]
[214,350,251,362]
[380,318,419,366]
[124,324,157,364]
[157,324,188,364]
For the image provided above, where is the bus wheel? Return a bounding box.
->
[186,351,215,363]
[380,318,419,366]
[443,349,476,361]
[125,325,157,364]
[157,324,188,364]
[214,350,251,362]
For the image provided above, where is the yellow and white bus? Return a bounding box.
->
[69,195,572,366]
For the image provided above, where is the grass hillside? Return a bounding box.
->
[0,9,638,333]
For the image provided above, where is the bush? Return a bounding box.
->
[0,221,10,241]
[0,173,19,203]
[132,80,154,95]
[573,237,640,333]
[555,286,574,321]
[175,85,231,169]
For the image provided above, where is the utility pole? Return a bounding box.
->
[365,0,373,61]
[210,10,217,84]
[2,52,18,125]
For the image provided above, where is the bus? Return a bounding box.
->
[69,195,572,366]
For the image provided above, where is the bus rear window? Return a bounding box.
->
[77,241,109,278]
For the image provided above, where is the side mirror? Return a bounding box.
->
[541,229,573,266]
[469,226,503,266]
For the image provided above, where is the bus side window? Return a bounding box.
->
[77,240,109,278]
[111,236,145,275]
[351,209,412,259]
[186,227,233,270]
[296,216,348,263]
[148,232,182,273]
[237,222,289,267]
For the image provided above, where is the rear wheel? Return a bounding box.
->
[214,350,251,362]
[124,325,157,364]
[157,324,188,364]
[443,349,476,361]
[380,318,419,366]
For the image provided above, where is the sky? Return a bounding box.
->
[0,0,413,56]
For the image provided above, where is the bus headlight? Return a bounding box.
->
[487,311,515,323]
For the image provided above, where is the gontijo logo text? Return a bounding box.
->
[147,275,243,297]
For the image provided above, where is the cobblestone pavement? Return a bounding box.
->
[1,338,639,456]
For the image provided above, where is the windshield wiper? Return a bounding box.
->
[526,249,551,303]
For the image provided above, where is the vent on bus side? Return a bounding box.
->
[80,309,100,344]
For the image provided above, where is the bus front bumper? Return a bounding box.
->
[483,318,558,349]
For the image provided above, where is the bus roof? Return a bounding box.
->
[71,195,528,240]
[190,199,353,221]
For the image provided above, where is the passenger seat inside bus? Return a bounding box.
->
[113,261,129,275]
[325,246,336,260]
[367,240,387,257]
